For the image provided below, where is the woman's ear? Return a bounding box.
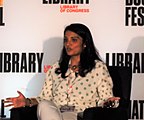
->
[84,45,86,48]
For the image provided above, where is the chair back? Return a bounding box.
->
[78,66,132,120]
[107,66,132,107]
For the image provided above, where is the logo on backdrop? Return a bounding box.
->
[129,100,144,119]
[42,0,90,13]
[125,0,144,26]
[106,53,144,73]
[0,0,5,26]
[0,52,44,73]
[106,53,144,119]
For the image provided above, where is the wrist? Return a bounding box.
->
[26,98,32,107]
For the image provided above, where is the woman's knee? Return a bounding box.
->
[37,100,62,120]
[37,100,57,111]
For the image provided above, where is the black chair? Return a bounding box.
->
[10,105,38,120]
[77,66,132,120]
[10,66,132,120]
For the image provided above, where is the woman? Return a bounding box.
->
[4,23,120,120]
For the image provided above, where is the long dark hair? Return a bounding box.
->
[55,23,102,78]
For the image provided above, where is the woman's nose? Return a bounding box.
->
[65,41,71,46]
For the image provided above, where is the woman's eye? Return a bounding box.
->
[72,38,77,42]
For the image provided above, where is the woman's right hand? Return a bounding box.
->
[4,91,26,108]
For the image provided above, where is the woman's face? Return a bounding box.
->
[64,30,84,57]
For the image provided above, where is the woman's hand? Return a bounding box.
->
[103,97,120,108]
[107,97,120,101]
[4,91,26,108]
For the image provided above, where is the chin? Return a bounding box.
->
[66,52,73,56]
[67,54,73,56]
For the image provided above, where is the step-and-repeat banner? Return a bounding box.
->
[0,0,144,119]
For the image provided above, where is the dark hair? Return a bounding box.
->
[55,23,102,78]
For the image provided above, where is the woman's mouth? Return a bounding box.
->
[66,47,72,52]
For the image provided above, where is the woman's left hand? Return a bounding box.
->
[103,97,120,108]
[107,97,120,101]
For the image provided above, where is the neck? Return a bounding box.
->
[70,56,80,66]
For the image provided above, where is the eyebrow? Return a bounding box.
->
[72,36,80,39]
[64,36,82,39]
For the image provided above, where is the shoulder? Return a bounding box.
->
[92,60,109,74]
[95,60,107,68]
[45,61,59,73]
[51,61,59,69]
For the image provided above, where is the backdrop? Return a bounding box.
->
[0,0,144,119]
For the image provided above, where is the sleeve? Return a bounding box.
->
[95,61,114,106]
[36,66,53,102]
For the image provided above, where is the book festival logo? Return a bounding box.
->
[125,0,144,26]
[0,0,90,26]
[42,0,90,13]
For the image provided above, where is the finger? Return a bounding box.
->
[4,103,14,107]
[3,100,12,103]
[17,91,25,97]
[6,98,12,100]
[4,98,13,103]
[17,91,23,96]
[17,90,22,95]
[109,97,120,101]
[113,97,120,100]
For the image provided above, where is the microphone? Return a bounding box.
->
[75,72,79,77]
[0,99,6,118]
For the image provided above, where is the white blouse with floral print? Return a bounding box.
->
[36,60,114,112]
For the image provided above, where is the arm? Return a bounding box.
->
[95,61,120,107]
[5,63,56,108]
[36,64,55,102]
[4,91,38,108]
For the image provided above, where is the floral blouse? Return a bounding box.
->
[36,60,114,112]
